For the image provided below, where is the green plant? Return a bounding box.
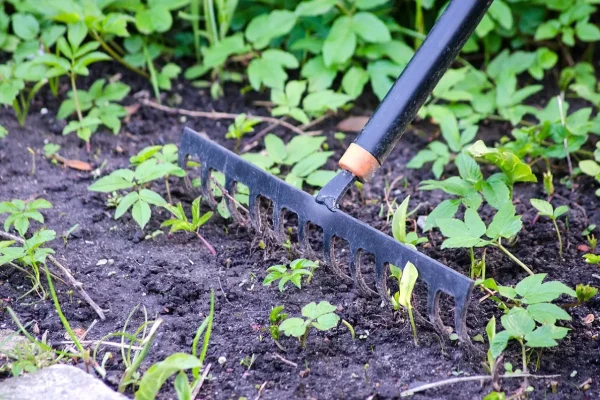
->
[243,134,335,189]
[130,144,186,204]
[269,305,287,341]
[488,274,576,372]
[271,80,310,124]
[161,197,215,256]
[36,21,111,148]
[437,203,533,275]
[0,124,7,138]
[530,199,569,259]
[583,253,600,265]
[279,301,340,347]
[0,229,56,298]
[391,196,427,249]
[135,290,215,400]
[575,284,598,304]
[88,160,181,230]
[0,199,53,237]
[0,61,48,126]
[534,0,600,46]
[56,78,130,138]
[388,261,419,345]
[263,258,319,291]
[225,114,260,153]
[239,354,256,370]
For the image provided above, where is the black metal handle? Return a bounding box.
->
[354,0,494,164]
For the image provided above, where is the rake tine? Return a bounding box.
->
[350,249,376,297]
[201,168,217,208]
[375,260,390,305]
[297,218,306,245]
[324,235,352,281]
[248,192,261,231]
[427,288,445,334]
[224,177,244,223]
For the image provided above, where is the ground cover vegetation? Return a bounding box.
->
[1,0,600,399]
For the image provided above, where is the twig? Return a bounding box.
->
[141,99,306,136]
[272,353,297,368]
[217,275,234,307]
[298,111,334,131]
[210,176,249,214]
[254,381,268,400]
[241,120,280,153]
[191,363,212,400]
[0,231,106,321]
[399,373,561,397]
[57,340,143,351]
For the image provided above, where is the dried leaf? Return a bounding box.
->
[336,116,369,132]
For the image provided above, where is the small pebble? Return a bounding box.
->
[218,356,227,365]
[40,108,48,115]
[96,259,107,266]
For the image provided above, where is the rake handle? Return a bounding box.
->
[339,0,494,180]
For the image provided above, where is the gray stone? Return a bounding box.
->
[0,364,128,400]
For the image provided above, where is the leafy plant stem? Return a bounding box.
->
[415,0,424,48]
[407,305,418,346]
[335,1,352,16]
[204,0,219,45]
[495,239,534,276]
[165,179,172,204]
[552,218,563,259]
[190,0,202,62]
[144,45,161,104]
[90,30,149,79]
[469,247,475,279]
[195,231,217,256]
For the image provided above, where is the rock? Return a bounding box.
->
[0,329,29,358]
[0,364,127,400]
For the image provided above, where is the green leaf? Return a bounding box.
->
[284,136,326,165]
[300,56,336,92]
[12,13,39,41]
[313,312,340,331]
[342,66,369,98]
[428,105,461,153]
[527,303,571,325]
[579,160,600,177]
[486,202,522,240]
[302,301,337,319]
[524,325,559,348]
[535,20,561,40]
[575,20,600,42]
[134,353,202,400]
[295,0,337,16]
[139,189,166,206]
[456,153,483,184]
[530,199,553,217]
[132,200,151,230]
[115,192,138,219]
[290,151,333,178]
[67,21,88,51]
[303,90,352,114]
[490,330,511,358]
[391,196,409,243]
[88,170,135,192]
[264,134,286,164]
[398,261,418,308]
[469,140,537,184]
[323,16,356,67]
[423,199,460,231]
[501,307,535,338]
[279,317,308,337]
[352,12,390,43]
[174,371,191,400]
[356,0,389,9]
[488,0,513,30]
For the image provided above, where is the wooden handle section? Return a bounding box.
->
[338,143,381,181]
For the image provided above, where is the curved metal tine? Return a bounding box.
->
[454,292,471,342]
[297,218,307,246]
[272,202,285,241]
[375,260,390,305]
[326,235,352,281]
[350,249,376,297]
[248,192,261,231]
[201,167,217,207]
[427,287,446,334]
[224,177,244,223]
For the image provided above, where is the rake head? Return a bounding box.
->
[179,128,474,341]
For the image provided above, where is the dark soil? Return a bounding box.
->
[0,66,599,400]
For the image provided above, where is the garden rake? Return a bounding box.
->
[179,0,493,341]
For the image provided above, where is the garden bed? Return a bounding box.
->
[1,67,599,399]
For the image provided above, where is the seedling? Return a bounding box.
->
[263,258,319,292]
[388,261,419,345]
[587,235,598,251]
[242,134,335,189]
[0,199,53,237]
[391,197,427,249]
[583,253,600,265]
[269,305,287,341]
[88,159,181,230]
[575,284,598,305]
[130,144,186,204]
[530,199,569,259]
[437,203,533,275]
[162,197,215,256]
[279,301,340,347]
[240,354,257,370]
[225,114,260,153]
[61,224,79,246]
[488,274,576,372]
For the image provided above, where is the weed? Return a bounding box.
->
[279,301,340,348]
[530,199,569,258]
[388,262,419,345]
[226,114,260,153]
[575,284,598,304]
[269,305,287,341]
[437,203,533,275]
[263,259,318,292]
[391,196,427,249]
[240,354,257,371]
[0,199,52,237]
[161,197,215,256]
